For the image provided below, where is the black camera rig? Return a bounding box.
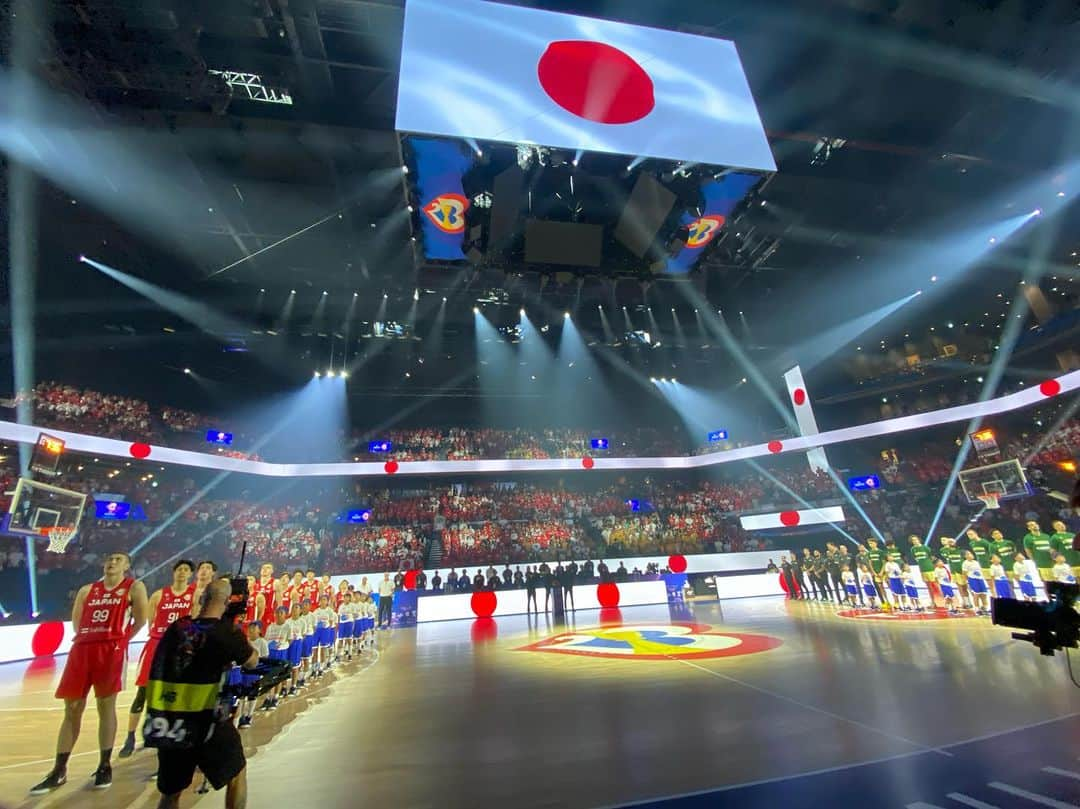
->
[991,582,1079,657]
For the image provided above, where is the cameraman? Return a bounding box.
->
[154,578,259,809]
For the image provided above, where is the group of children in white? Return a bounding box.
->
[840,537,1075,616]
[230,587,378,728]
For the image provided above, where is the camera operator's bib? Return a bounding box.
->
[142,617,227,750]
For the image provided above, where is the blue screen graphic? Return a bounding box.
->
[707,430,729,443]
[369,441,393,453]
[848,475,882,492]
[667,173,760,274]
[338,509,372,524]
[206,430,233,445]
[410,137,474,261]
[590,438,609,450]
[96,500,131,520]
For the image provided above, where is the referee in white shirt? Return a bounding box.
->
[377,573,395,628]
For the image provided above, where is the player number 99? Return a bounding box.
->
[91,609,110,624]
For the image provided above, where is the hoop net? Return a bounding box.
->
[42,526,77,554]
[976,493,1001,510]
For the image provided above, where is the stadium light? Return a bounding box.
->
[313,371,321,378]
[340,371,349,379]
[326,370,336,378]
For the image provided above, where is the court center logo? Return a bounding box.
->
[517,623,781,661]
[423,193,469,234]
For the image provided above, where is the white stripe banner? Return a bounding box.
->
[740,506,846,531]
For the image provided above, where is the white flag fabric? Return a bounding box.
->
[396,0,775,172]
[740,507,846,531]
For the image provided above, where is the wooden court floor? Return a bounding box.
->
[1,597,1078,809]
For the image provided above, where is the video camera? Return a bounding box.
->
[222,658,292,700]
[991,582,1079,656]
[224,575,249,621]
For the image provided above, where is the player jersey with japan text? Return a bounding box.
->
[149,584,196,638]
[76,577,134,644]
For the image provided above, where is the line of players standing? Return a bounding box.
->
[779,518,1077,615]
[121,561,378,756]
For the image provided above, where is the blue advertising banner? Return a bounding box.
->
[410,137,474,260]
[391,590,418,628]
[666,172,759,274]
[663,573,692,621]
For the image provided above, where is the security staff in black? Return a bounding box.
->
[789,554,806,599]
[825,543,844,604]
[147,578,258,809]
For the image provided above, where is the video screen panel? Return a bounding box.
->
[396,0,775,172]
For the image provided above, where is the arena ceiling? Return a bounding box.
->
[1,0,1078,418]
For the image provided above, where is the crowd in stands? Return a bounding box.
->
[0,380,1076,622]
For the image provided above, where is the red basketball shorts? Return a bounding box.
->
[55,641,127,700]
[135,636,161,688]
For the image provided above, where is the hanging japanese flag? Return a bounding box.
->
[396,0,775,173]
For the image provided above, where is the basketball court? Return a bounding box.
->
[1,597,1077,809]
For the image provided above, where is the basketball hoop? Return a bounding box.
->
[976,494,1000,510]
[42,526,77,554]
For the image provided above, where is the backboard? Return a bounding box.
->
[3,477,88,539]
[957,459,1030,505]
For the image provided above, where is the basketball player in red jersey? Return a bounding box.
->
[30,552,149,795]
[253,563,281,629]
[118,559,196,759]
[191,559,218,618]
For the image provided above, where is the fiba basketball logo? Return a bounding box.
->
[517,623,781,660]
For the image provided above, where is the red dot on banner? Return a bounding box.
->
[668,554,687,573]
[767,440,783,454]
[31,621,64,657]
[793,388,806,406]
[537,41,655,125]
[403,570,417,590]
[582,457,595,469]
[780,510,801,527]
[471,590,497,618]
[597,582,621,608]
[1039,379,1061,397]
[129,442,151,459]
[384,460,399,475]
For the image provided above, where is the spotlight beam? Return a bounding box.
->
[678,285,885,543]
[923,145,1079,543]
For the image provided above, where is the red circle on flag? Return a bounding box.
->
[668,554,687,573]
[471,590,497,618]
[582,457,595,469]
[129,442,151,459]
[780,510,801,527]
[404,570,418,590]
[384,460,399,475]
[31,621,64,657]
[537,41,655,125]
[793,388,806,406]
[767,440,783,454]
[597,582,621,608]
[1039,379,1061,397]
